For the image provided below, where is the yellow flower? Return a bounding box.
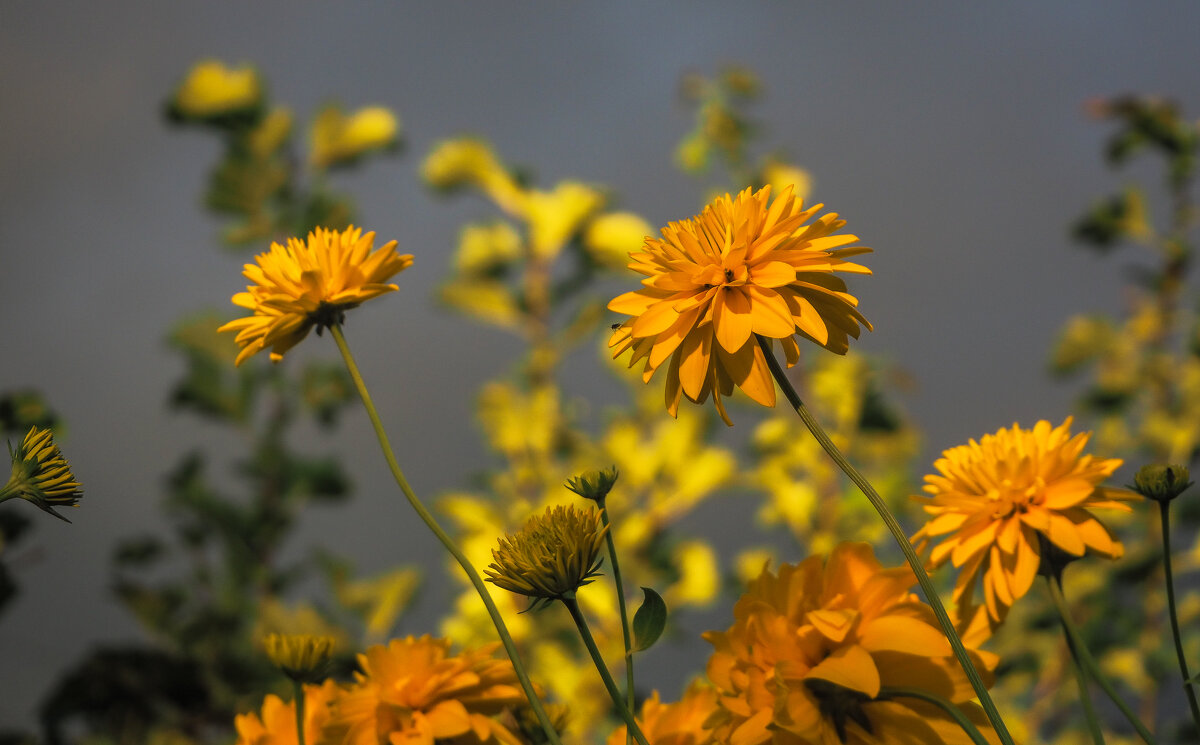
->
[219,227,413,366]
[606,683,719,745]
[326,635,525,745]
[171,60,262,119]
[608,185,872,425]
[912,417,1135,625]
[423,138,527,215]
[235,679,339,745]
[584,212,655,270]
[485,504,608,606]
[264,633,335,682]
[311,105,401,169]
[1,426,83,521]
[704,542,997,745]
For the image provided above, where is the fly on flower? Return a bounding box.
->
[218,226,413,366]
[607,185,871,425]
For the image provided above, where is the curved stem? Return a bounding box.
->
[1055,601,1107,745]
[1046,575,1157,745]
[330,325,563,745]
[560,594,651,745]
[878,686,991,745]
[292,680,307,745]
[1157,500,1200,731]
[757,336,1014,745]
[597,496,636,745]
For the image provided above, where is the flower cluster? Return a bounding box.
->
[912,417,1135,626]
[608,185,872,425]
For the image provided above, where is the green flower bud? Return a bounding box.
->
[1131,464,1192,503]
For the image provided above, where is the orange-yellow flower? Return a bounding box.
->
[704,542,997,745]
[235,679,339,745]
[608,185,871,425]
[606,683,719,745]
[912,417,1135,626]
[326,635,525,745]
[219,227,413,366]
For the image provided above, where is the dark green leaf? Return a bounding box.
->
[631,586,667,652]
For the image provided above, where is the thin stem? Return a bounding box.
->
[1046,575,1157,745]
[292,680,306,745]
[1056,604,1107,745]
[559,593,651,745]
[878,686,991,745]
[597,496,636,745]
[757,336,1015,745]
[330,325,563,745]
[1157,500,1200,731]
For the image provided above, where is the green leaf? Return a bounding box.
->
[631,587,667,652]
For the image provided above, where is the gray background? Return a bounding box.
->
[3,1,1199,730]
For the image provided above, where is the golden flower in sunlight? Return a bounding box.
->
[171,60,262,119]
[704,542,997,745]
[311,105,401,169]
[1,426,83,521]
[264,633,335,682]
[219,227,413,366]
[235,679,339,745]
[485,504,608,605]
[608,185,871,425]
[327,635,525,745]
[912,417,1135,625]
[606,683,719,745]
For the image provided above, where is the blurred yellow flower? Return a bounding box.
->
[606,683,719,745]
[455,222,523,274]
[525,181,603,259]
[608,185,872,425]
[327,635,525,745]
[1,425,83,521]
[263,633,335,682]
[704,543,997,745]
[311,105,400,169]
[219,227,412,366]
[485,504,608,605]
[423,138,526,215]
[248,108,294,157]
[171,60,262,119]
[912,417,1135,625]
[761,159,812,204]
[585,212,654,269]
[235,679,339,745]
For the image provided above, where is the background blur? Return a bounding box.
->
[2,1,1199,730]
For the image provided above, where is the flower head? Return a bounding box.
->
[608,185,871,425]
[311,105,401,169]
[1,426,83,521]
[606,684,719,745]
[169,60,262,120]
[1131,463,1192,503]
[326,635,525,745]
[485,504,608,606]
[704,543,997,745]
[564,466,620,503]
[912,417,1135,625]
[219,227,413,366]
[264,633,335,682]
[235,679,339,745]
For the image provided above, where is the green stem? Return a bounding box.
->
[330,325,563,745]
[1055,600,1107,745]
[1046,575,1157,745]
[878,686,991,745]
[1157,500,1200,731]
[560,593,651,745]
[757,336,1014,745]
[292,679,306,745]
[597,496,636,745]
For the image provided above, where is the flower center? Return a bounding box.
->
[804,679,873,743]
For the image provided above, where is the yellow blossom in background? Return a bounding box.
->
[668,541,720,607]
[219,227,412,366]
[912,417,1136,626]
[761,159,812,204]
[235,679,339,745]
[485,504,608,604]
[263,633,335,682]
[704,543,998,745]
[608,185,872,425]
[253,599,352,653]
[327,636,525,745]
[310,105,400,169]
[247,108,294,157]
[455,222,523,274]
[585,212,654,269]
[606,683,719,745]
[423,138,527,215]
[1,425,83,521]
[171,60,262,119]
[525,181,603,259]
